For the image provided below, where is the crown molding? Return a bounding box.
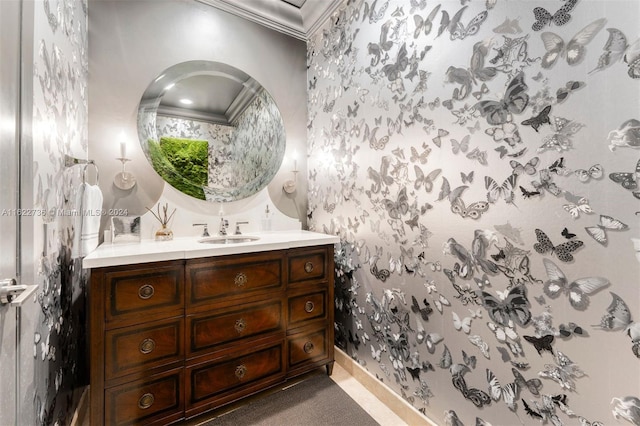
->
[195,0,343,41]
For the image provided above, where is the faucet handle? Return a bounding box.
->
[219,218,229,235]
[193,223,209,237]
[234,221,249,235]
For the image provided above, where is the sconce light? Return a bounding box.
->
[114,131,137,190]
[282,150,298,194]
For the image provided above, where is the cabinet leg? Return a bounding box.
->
[326,361,334,376]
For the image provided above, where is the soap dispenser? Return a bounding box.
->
[262,205,272,231]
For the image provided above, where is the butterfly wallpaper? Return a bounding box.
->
[307,0,640,424]
[26,0,90,424]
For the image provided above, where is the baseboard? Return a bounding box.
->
[334,347,438,426]
[70,386,89,426]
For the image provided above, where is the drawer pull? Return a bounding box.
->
[234,318,247,334]
[138,393,155,410]
[234,272,247,287]
[304,262,314,273]
[138,284,155,300]
[139,338,156,354]
[303,341,315,354]
[304,301,315,313]
[235,364,247,380]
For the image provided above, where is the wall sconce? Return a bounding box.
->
[283,150,298,194]
[114,131,136,190]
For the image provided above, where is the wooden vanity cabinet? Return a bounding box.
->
[89,245,334,425]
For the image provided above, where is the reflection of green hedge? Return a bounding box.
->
[159,137,208,185]
[148,139,207,200]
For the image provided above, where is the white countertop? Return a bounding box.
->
[82,230,340,269]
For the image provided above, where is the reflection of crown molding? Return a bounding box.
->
[194,0,342,41]
[227,79,261,124]
[157,106,232,126]
[302,0,343,39]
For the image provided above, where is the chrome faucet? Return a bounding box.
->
[193,223,209,237]
[219,218,229,235]
[234,221,249,235]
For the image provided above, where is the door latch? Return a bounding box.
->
[0,278,37,306]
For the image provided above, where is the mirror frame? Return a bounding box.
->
[137,60,286,202]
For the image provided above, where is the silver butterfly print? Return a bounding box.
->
[542,258,609,310]
[562,196,593,219]
[489,35,536,75]
[574,164,603,182]
[584,215,629,246]
[590,28,640,79]
[539,351,585,391]
[485,174,518,204]
[607,119,640,151]
[362,0,390,24]
[450,135,470,154]
[444,410,465,426]
[532,169,562,196]
[475,71,529,126]
[440,344,453,369]
[609,158,640,199]
[512,368,542,396]
[439,5,489,41]
[486,369,519,411]
[531,0,578,31]
[469,335,490,359]
[539,18,606,68]
[533,229,583,263]
[466,148,487,166]
[611,396,640,426]
[493,17,522,34]
[494,222,524,245]
[486,122,522,147]
[445,40,497,101]
[556,80,585,103]
[594,292,632,331]
[413,4,441,38]
[510,157,539,176]
[537,116,585,152]
[480,285,531,327]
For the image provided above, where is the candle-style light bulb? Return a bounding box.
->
[119,131,127,159]
[292,149,298,171]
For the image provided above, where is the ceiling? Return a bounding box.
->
[195,0,343,40]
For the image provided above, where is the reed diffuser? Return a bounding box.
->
[147,202,176,241]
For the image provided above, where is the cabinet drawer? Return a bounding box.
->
[288,328,328,368]
[187,343,283,405]
[186,252,284,306]
[105,317,184,381]
[288,247,328,285]
[105,263,184,324]
[187,300,283,356]
[104,368,183,426]
[288,290,327,328]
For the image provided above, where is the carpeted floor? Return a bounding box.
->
[199,372,381,426]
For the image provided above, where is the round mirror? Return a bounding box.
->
[137,61,286,202]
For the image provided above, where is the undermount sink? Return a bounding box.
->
[198,235,260,244]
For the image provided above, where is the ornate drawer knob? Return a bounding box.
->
[234,272,247,287]
[304,262,314,273]
[138,393,155,410]
[138,284,155,300]
[234,318,247,334]
[235,364,247,380]
[303,341,315,354]
[139,338,156,354]
[304,301,315,313]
